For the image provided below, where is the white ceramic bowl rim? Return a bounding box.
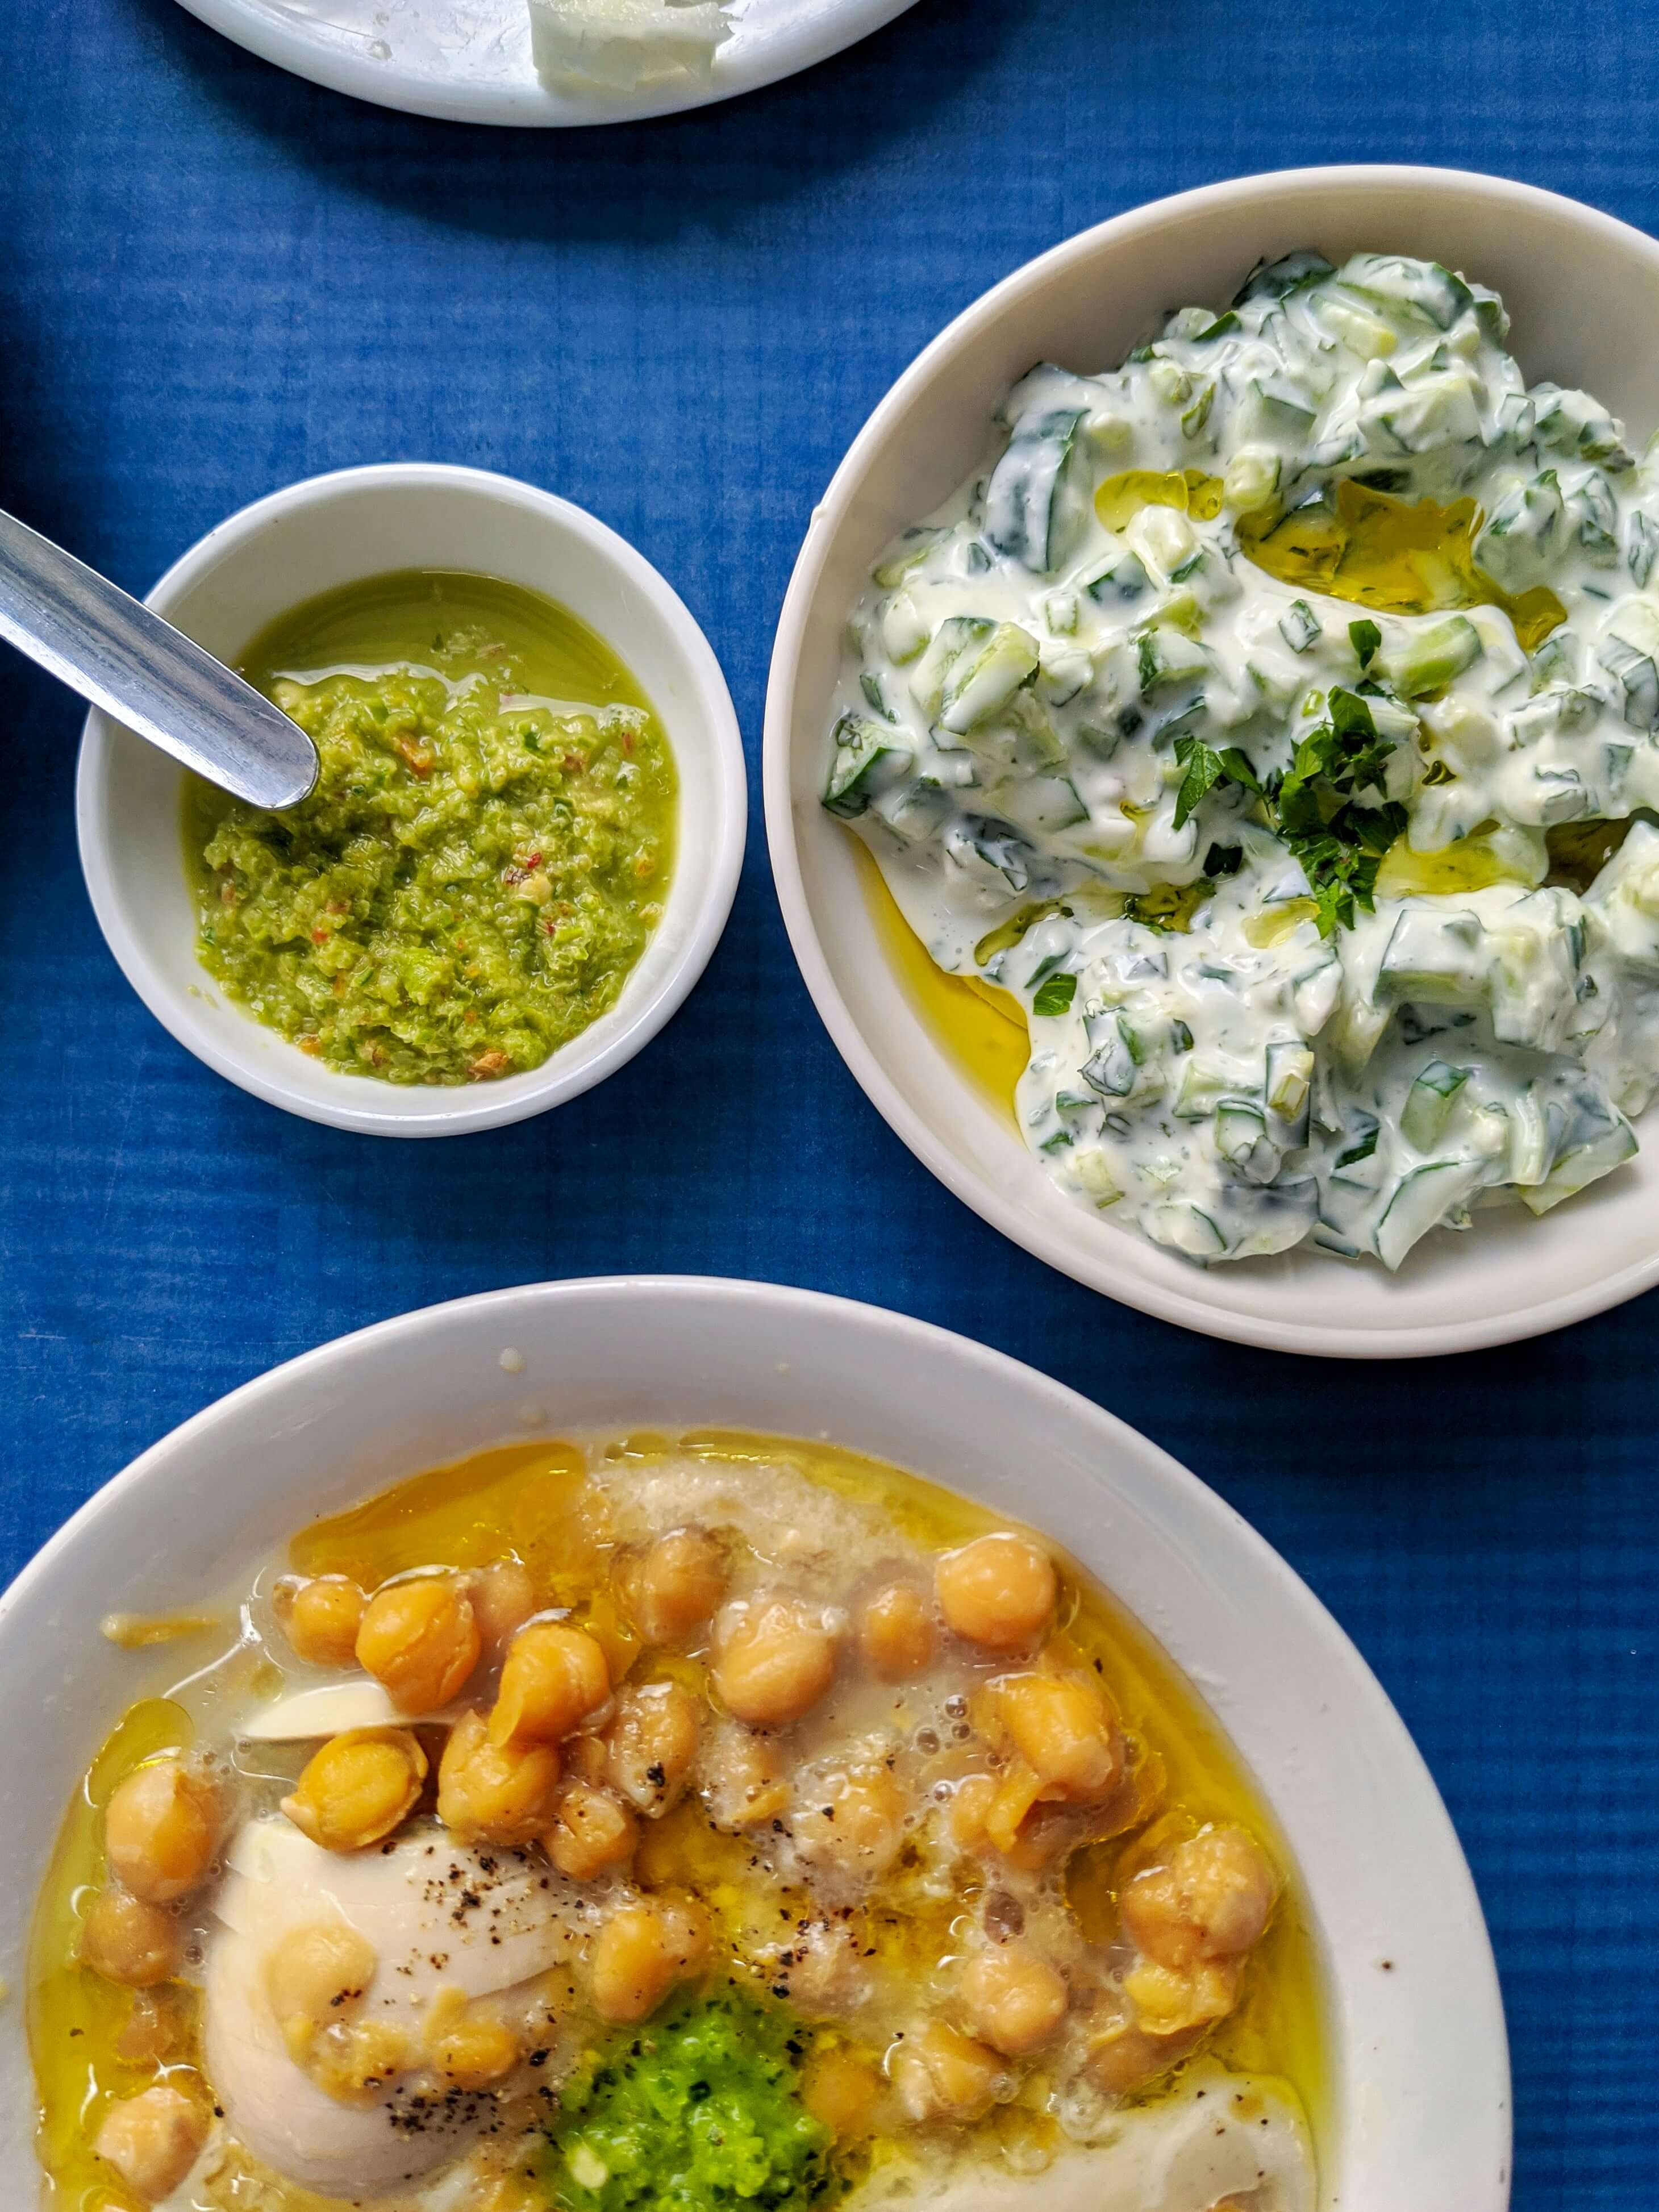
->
[78,463,747,1137]
[764,164,1659,1356]
[0,1276,1509,2211]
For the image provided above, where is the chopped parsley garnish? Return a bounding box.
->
[1172,686,1407,936]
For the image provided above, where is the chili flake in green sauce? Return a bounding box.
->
[186,572,677,1085]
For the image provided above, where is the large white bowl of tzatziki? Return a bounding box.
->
[765,166,1659,1356]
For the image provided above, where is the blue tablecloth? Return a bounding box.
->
[3,2,1656,2201]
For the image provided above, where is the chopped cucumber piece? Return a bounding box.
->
[1341,254,1473,331]
[996,773,1088,835]
[1378,907,1487,1004]
[1081,547,1151,603]
[880,591,928,664]
[911,616,1040,733]
[985,408,1087,573]
[947,816,1039,894]
[1400,1059,1470,1149]
[1137,626,1211,694]
[860,670,894,720]
[1278,599,1321,653]
[1532,384,1633,469]
[1233,250,1333,305]
[1224,1176,1319,1256]
[1518,1109,1637,1214]
[1081,1014,1139,1097]
[1333,1111,1380,1169]
[1378,615,1482,698]
[1173,1059,1231,1121]
[1597,632,1659,732]
[1073,1147,1123,1207]
[1223,445,1280,513]
[1374,1160,1482,1270]
[1147,1203,1227,1257]
[1367,369,1482,454]
[1247,378,1318,440]
[911,615,993,718]
[1265,1040,1314,1144]
[822,714,913,819]
[1472,472,1562,594]
[873,529,944,589]
[1627,510,1659,588]
[1215,1100,1281,1183]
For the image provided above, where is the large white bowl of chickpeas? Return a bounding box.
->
[0,1278,1506,2212]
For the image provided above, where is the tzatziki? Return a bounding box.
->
[824,250,1659,1267]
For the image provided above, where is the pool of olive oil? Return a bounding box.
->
[856,846,1029,1119]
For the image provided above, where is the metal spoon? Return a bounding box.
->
[0,505,319,809]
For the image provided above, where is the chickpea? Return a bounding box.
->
[957,1941,1068,2056]
[265,1921,378,2060]
[105,1758,219,1904]
[590,1894,708,2023]
[94,2085,207,2201]
[701,1721,790,1832]
[356,1576,480,1714]
[426,1988,520,2090]
[1121,1827,1277,1969]
[114,1988,189,2067]
[438,1710,561,1846]
[889,2019,1003,2124]
[1122,1955,1240,2037]
[546,1780,639,1879]
[471,1561,539,1662]
[802,2046,884,2137]
[81,1886,178,1989]
[857,1582,937,1681]
[490,1621,611,1749]
[713,1597,839,1727]
[310,2017,412,2104]
[627,1528,726,1646]
[792,1761,907,1878]
[277,1576,367,1669]
[935,1535,1056,1652]
[1085,2015,1190,2093]
[767,1916,869,2016]
[947,1773,999,1855]
[983,1671,1124,1806]
[566,1730,611,1786]
[604,1681,701,1817]
[281,1727,427,1853]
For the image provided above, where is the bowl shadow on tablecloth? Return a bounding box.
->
[133,0,1026,244]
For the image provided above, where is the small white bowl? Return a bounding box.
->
[78,464,746,1137]
[0,1277,1507,2209]
[765,166,1659,1357]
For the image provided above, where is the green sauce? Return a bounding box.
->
[185,570,677,1085]
[546,1993,839,2212]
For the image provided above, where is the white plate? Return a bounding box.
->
[174,0,921,126]
[0,1277,1508,2210]
[765,164,1659,1357]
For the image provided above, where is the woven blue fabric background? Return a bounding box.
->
[3,0,1657,2201]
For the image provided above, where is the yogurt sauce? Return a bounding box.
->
[824,251,1659,1267]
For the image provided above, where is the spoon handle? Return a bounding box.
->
[0,506,318,809]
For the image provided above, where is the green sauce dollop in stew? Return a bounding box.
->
[546,1993,839,2212]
